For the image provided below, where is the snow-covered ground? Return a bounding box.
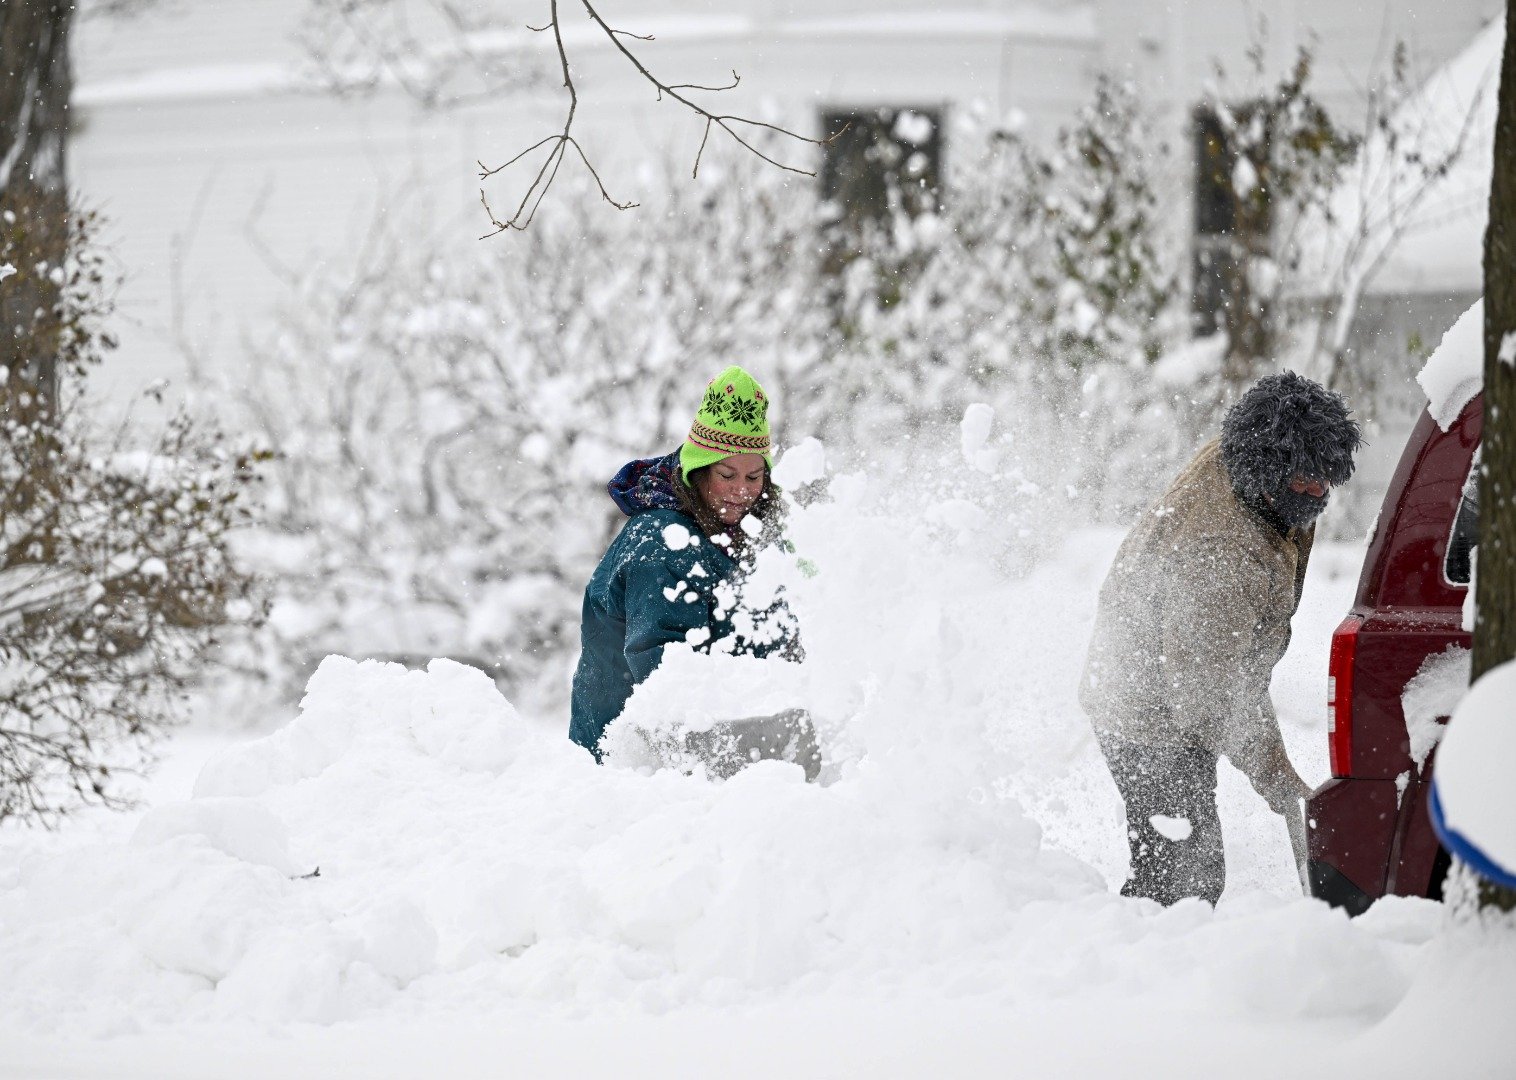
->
[2,453,1514,1078]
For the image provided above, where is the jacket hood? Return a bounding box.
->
[608,451,682,516]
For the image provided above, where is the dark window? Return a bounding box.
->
[1192,103,1271,339]
[817,106,943,315]
[1446,450,1480,585]
[820,107,942,252]
[1194,109,1236,236]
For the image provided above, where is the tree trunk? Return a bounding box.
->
[1472,0,1516,912]
[0,0,74,419]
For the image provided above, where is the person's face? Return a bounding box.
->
[693,453,766,527]
[1287,475,1329,499]
[1270,473,1331,527]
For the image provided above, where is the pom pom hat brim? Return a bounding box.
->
[679,366,773,484]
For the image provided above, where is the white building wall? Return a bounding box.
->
[1097,0,1500,116]
[71,0,1497,414]
[71,0,1097,407]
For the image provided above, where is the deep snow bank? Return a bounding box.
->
[0,652,1446,1041]
[2,421,1513,1075]
[1,653,1098,1030]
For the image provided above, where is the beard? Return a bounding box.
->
[1272,488,1330,529]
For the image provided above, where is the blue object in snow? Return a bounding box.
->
[1428,779,1516,891]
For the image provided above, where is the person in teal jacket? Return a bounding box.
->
[570,366,800,759]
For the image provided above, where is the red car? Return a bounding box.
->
[1306,393,1481,914]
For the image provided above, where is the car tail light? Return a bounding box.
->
[1328,615,1363,777]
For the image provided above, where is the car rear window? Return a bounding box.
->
[1446,448,1480,585]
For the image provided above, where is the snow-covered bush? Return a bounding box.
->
[227,83,1229,707]
[1193,45,1360,387]
[228,162,829,712]
[815,81,1192,519]
[0,206,262,823]
[1013,76,1178,371]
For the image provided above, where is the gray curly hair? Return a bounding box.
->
[1220,371,1363,501]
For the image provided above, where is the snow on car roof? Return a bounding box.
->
[1416,298,1483,430]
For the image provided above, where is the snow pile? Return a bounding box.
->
[195,656,530,797]
[131,799,305,878]
[0,652,1087,1032]
[3,635,1431,1042]
[1,443,1513,1071]
[1416,299,1483,430]
[1432,659,1516,886]
[1401,645,1472,769]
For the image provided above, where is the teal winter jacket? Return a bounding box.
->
[569,451,794,758]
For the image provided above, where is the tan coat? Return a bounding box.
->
[1081,439,1313,806]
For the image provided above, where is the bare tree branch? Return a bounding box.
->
[664,70,741,97]
[578,0,833,176]
[476,0,846,234]
[1310,39,1487,386]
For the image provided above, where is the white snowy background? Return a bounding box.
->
[3,2,1516,1076]
[2,405,1513,1076]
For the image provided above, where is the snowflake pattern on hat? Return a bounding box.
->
[702,384,727,420]
[728,397,759,426]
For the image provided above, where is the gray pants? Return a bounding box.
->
[1096,730,1226,906]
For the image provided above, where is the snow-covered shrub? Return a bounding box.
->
[814,82,1192,519]
[228,84,1217,707]
[229,163,829,712]
[1194,44,1359,386]
[0,206,262,823]
[1019,76,1178,370]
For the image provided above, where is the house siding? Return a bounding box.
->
[70,0,1495,418]
[72,0,1097,403]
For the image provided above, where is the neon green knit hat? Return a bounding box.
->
[679,366,773,485]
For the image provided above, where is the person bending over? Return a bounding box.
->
[570,365,801,762]
[1081,372,1361,905]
